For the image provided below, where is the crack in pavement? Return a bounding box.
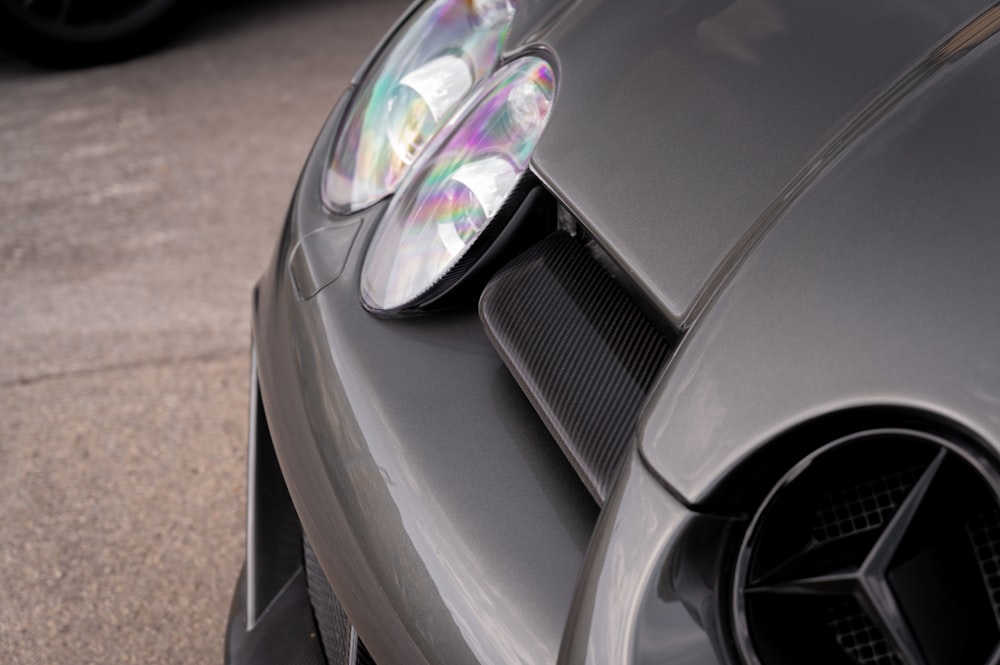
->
[1,348,247,389]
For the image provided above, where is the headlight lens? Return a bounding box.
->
[361,56,556,314]
[324,0,517,213]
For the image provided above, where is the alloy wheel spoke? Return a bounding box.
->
[863,450,946,576]
[987,643,1000,665]
[852,453,944,665]
[745,570,859,597]
[749,529,875,591]
[859,577,928,665]
[56,0,71,22]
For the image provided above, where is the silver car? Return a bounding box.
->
[224,1,1000,664]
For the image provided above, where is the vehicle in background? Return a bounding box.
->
[0,0,189,67]
[224,1,1000,664]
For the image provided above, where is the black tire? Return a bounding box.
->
[0,0,189,68]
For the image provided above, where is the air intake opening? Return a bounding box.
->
[733,429,1000,665]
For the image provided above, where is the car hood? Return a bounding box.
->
[512,0,994,326]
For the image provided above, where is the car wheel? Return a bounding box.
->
[0,0,188,67]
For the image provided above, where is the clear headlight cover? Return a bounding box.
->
[361,56,556,314]
[324,0,517,213]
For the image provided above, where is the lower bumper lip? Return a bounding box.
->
[238,76,723,663]
[224,563,325,665]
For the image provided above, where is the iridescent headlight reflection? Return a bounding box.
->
[384,56,473,167]
[324,0,516,213]
[361,57,556,314]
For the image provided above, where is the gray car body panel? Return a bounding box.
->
[640,26,1000,500]
[247,0,1000,663]
[558,451,724,665]
[254,92,599,665]
[525,0,993,326]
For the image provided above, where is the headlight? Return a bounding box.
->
[360,56,556,315]
[324,0,517,213]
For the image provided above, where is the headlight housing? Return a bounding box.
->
[360,56,556,315]
[323,0,517,213]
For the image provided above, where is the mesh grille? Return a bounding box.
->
[812,466,921,543]
[303,535,355,665]
[969,510,1000,627]
[736,431,1000,665]
[827,600,902,665]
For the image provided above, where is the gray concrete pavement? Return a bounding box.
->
[0,0,408,662]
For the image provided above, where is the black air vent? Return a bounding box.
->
[303,535,353,665]
[303,535,376,665]
[479,231,674,503]
[733,429,1000,665]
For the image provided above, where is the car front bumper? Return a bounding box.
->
[224,93,728,665]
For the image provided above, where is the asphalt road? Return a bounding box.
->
[0,0,408,662]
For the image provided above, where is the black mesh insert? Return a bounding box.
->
[303,535,360,665]
[827,599,902,665]
[812,466,922,544]
[969,510,1000,628]
[735,430,1000,665]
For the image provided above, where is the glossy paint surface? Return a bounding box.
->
[640,30,1000,501]
[526,0,993,324]
[558,451,720,665]
[248,0,1000,662]
[254,98,598,664]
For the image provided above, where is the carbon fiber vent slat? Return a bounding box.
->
[479,231,673,502]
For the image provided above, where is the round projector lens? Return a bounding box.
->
[323,0,517,213]
[361,56,556,314]
[384,55,474,167]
